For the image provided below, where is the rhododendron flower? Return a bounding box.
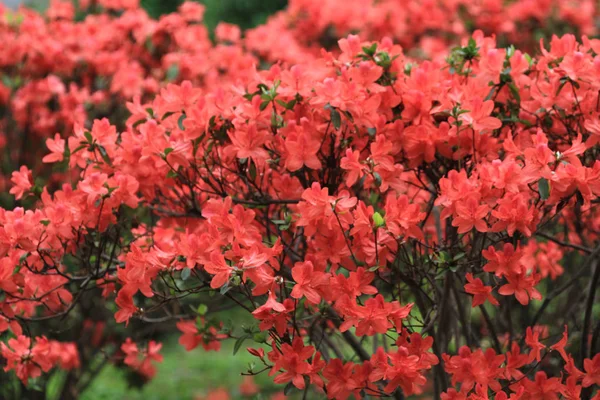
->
[9,166,32,200]
[269,338,315,389]
[498,271,542,305]
[583,353,600,387]
[525,327,546,363]
[204,253,233,289]
[290,261,329,304]
[451,196,489,234]
[464,273,499,307]
[42,133,65,163]
[458,100,502,133]
[1,336,53,383]
[121,338,163,378]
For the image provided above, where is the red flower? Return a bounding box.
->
[269,338,314,389]
[464,273,499,307]
[451,196,489,234]
[583,353,600,387]
[290,261,329,304]
[204,253,233,289]
[9,166,32,200]
[525,327,546,363]
[550,325,569,362]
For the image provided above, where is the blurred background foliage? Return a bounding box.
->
[143,0,287,30]
[21,0,287,30]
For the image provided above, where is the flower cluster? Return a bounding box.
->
[0,0,255,196]
[1,335,79,383]
[246,0,599,63]
[121,338,163,378]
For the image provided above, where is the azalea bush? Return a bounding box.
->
[2,0,600,399]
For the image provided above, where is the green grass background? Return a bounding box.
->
[80,339,279,400]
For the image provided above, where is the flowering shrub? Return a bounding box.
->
[2,0,600,399]
[245,0,599,63]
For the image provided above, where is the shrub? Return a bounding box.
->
[1,0,600,399]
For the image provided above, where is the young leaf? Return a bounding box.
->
[196,304,208,316]
[372,211,385,228]
[233,334,249,355]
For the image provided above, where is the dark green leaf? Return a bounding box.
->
[220,282,232,295]
[233,334,249,355]
[162,111,175,120]
[508,83,521,104]
[362,43,377,57]
[97,145,112,166]
[181,268,191,281]
[331,108,341,129]
[538,178,550,200]
[178,114,187,130]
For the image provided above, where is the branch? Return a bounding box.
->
[535,232,592,254]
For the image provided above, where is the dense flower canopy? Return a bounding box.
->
[1,0,600,399]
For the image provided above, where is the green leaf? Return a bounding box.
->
[331,108,341,129]
[178,114,187,130]
[233,334,249,355]
[220,282,232,295]
[453,252,466,261]
[164,147,174,156]
[248,163,257,180]
[362,43,377,57]
[18,252,29,264]
[40,220,50,226]
[484,86,497,101]
[84,131,93,143]
[372,211,385,228]
[259,100,270,111]
[144,36,155,53]
[276,99,296,110]
[196,304,208,316]
[508,83,521,104]
[556,78,569,96]
[434,251,449,265]
[252,332,268,343]
[46,370,67,400]
[181,268,191,281]
[538,178,550,200]
[162,111,175,120]
[284,382,296,396]
[97,145,112,166]
[373,172,382,187]
[468,37,477,49]
[166,64,180,81]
